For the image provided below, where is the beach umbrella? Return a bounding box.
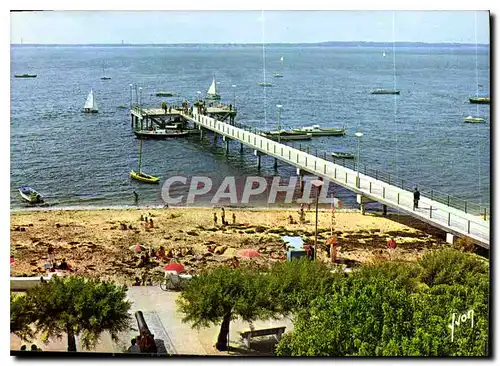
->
[164,263,185,273]
[236,249,261,258]
[129,244,146,253]
[10,255,15,264]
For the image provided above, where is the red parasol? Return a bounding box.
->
[10,256,15,264]
[236,249,261,258]
[164,263,185,273]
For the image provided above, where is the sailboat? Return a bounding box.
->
[382,51,387,58]
[259,23,272,87]
[206,75,221,100]
[130,138,160,184]
[273,56,284,78]
[83,89,98,113]
[100,66,111,80]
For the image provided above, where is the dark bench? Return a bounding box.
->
[238,326,286,349]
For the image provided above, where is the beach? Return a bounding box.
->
[10,206,448,285]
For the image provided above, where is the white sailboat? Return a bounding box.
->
[83,89,98,113]
[273,56,284,78]
[206,75,221,100]
[382,51,387,57]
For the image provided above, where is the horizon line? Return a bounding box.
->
[10,41,490,46]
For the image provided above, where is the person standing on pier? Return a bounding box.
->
[133,191,139,205]
[213,212,218,226]
[413,187,420,210]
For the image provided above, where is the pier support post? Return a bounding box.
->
[274,158,278,170]
[357,194,374,216]
[240,143,243,153]
[225,140,229,155]
[254,150,263,170]
[213,134,218,145]
[382,204,387,215]
[200,129,203,140]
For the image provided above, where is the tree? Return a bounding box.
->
[275,249,490,356]
[266,258,340,312]
[177,265,275,351]
[10,276,131,352]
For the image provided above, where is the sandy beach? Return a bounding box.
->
[10,207,448,285]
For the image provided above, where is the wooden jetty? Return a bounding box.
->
[129,105,489,248]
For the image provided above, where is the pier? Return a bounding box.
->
[130,106,490,249]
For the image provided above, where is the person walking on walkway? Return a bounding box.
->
[413,187,420,210]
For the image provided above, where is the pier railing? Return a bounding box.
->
[185,112,489,247]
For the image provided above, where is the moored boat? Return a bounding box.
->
[83,89,98,113]
[133,129,189,139]
[18,186,44,204]
[130,139,160,184]
[14,74,37,78]
[259,82,273,87]
[260,131,312,141]
[371,89,400,95]
[206,75,221,100]
[332,151,355,159]
[469,97,490,104]
[292,124,346,136]
[156,91,175,97]
[130,170,160,184]
[464,116,486,123]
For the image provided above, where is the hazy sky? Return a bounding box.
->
[10,10,490,44]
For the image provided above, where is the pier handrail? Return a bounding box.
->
[182,111,489,247]
[223,120,490,220]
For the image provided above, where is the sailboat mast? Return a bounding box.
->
[138,139,143,173]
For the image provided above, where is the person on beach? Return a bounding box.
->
[213,212,218,226]
[47,245,55,266]
[221,208,226,226]
[387,238,397,250]
[157,246,166,260]
[232,213,236,225]
[133,191,139,204]
[58,258,70,271]
[413,187,420,210]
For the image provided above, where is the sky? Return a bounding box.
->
[10,10,490,44]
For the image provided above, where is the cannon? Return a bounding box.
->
[134,311,157,353]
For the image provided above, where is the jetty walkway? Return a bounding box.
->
[131,106,490,248]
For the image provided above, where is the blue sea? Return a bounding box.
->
[10,44,490,210]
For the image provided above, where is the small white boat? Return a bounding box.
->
[464,116,486,123]
[83,89,98,113]
[18,186,44,204]
[273,56,284,77]
[259,82,273,87]
[293,124,346,136]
